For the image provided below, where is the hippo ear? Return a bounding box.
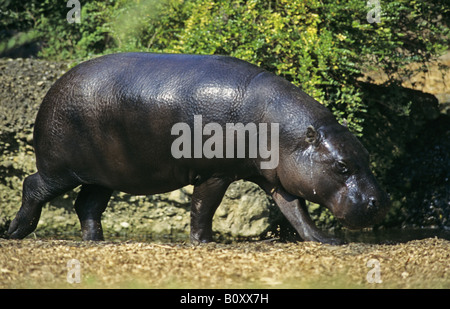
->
[305,125,318,145]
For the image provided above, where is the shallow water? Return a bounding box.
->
[35,227,450,245]
[334,227,450,244]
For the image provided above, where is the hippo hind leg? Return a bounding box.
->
[74,184,112,241]
[7,172,77,239]
[190,177,231,243]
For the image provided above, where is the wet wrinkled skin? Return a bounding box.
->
[7,53,390,244]
[277,124,390,230]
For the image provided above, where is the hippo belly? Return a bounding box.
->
[34,53,264,194]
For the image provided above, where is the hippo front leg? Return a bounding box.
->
[190,177,231,243]
[253,178,342,244]
[271,187,343,244]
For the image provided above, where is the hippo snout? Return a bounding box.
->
[336,190,390,230]
[367,197,377,210]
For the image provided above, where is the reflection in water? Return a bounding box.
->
[32,228,450,244]
[333,228,450,244]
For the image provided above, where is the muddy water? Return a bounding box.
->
[32,227,450,244]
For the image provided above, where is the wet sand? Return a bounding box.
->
[0,237,448,289]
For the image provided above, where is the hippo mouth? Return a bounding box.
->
[332,204,389,230]
[323,185,390,230]
[335,216,370,230]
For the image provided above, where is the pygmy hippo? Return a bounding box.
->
[7,53,390,244]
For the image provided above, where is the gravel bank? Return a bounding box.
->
[0,237,449,289]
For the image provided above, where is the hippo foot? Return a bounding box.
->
[190,231,213,244]
[302,230,344,245]
[266,185,346,245]
[7,210,40,239]
[79,219,105,241]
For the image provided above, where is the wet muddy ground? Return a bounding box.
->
[1,237,449,289]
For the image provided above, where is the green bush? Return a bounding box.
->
[2,0,447,133]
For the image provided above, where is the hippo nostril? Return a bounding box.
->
[367,197,377,210]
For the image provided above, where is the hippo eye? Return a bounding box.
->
[335,161,349,174]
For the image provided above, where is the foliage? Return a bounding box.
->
[163,0,360,129]
[1,0,447,131]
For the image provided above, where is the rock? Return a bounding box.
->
[212,180,279,238]
[167,189,190,205]
[26,133,33,144]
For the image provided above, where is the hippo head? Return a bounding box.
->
[277,124,390,229]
